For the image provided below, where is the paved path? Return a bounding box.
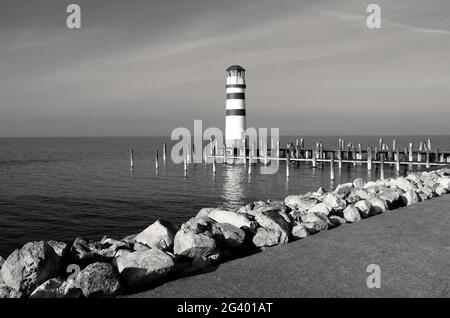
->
[129,195,450,298]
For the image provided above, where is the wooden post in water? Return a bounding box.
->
[130,149,134,171]
[435,148,439,164]
[212,153,216,174]
[367,147,372,171]
[379,138,383,150]
[163,143,167,163]
[396,148,400,172]
[155,150,159,169]
[243,139,247,166]
[264,142,269,165]
[338,148,342,169]
[312,147,317,168]
[418,141,423,162]
[352,145,357,166]
[330,151,335,181]
[276,141,280,158]
[184,153,188,172]
[222,138,227,164]
[426,148,430,168]
[358,143,363,161]
[408,143,413,162]
[427,139,431,152]
[380,152,385,180]
[286,153,290,178]
[248,145,253,175]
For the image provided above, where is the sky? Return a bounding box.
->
[0,0,449,137]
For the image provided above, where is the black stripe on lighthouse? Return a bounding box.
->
[226,93,245,100]
[226,109,246,116]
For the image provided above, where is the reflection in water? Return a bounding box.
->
[221,165,246,210]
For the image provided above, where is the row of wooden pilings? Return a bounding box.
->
[128,138,449,181]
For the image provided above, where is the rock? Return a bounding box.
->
[353,178,365,189]
[393,177,415,192]
[284,195,318,212]
[301,213,329,232]
[399,189,419,206]
[0,241,61,295]
[334,184,354,199]
[308,202,330,216]
[354,200,373,218]
[0,285,23,298]
[189,252,221,272]
[434,184,448,196]
[75,262,122,298]
[303,221,327,234]
[208,210,257,230]
[0,256,4,269]
[378,188,401,209]
[291,223,309,239]
[322,193,346,214]
[254,211,291,243]
[135,219,178,251]
[329,216,346,227]
[47,241,70,258]
[316,187,326,195]
[181,217,215,234]
[69,237,118,264]
[417,192,429,202]
[121,233,137,244]
[195,207,216,219]
[133,242,151,252]
[252,228,286,247]
[288,210,305,222]
[366,196,388,214]
[343,205,361,223]
[211,223,245,247]
[114,249,175,288]
[30,277,82,298]
[348,188,370,202]
[173,231,217,259]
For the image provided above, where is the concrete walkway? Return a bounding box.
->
[129,195,450,298]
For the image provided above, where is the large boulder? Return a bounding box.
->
[343,205,361,223]
[0,241,61,296]
[75,262,122,298]
[399,189,419,206]
[254,211,291,243]
[211,223,246,248]
[366,196,388,214]
[334,184,354,199]
[291,223,309,239]
[301,213,329,232]
[308,203,330,216]
[135,219,178,251]
[322,193,347,214]
[173,231,217,259]
[114,249,175,288]
[284,195,318,212]
[30,277,82,298]
[208,210,257,230]
[434,183,448,196]
[354,200,373,218]
[393,177,415,192]
[378,188,401,209]
[353,178,365,189]
[252,228,286,247]
[347,189,370,202]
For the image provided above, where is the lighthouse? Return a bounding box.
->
[225,65,247,149]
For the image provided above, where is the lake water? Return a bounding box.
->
[1,136,449,256]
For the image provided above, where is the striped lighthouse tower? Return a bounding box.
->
[225,65,246,149]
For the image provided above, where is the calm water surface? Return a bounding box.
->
[1,136,449,256]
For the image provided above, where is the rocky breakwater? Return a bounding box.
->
[1,168,450,298]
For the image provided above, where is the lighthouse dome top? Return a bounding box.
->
[226,65,245,72]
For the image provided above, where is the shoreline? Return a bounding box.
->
[1,167,449,298]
